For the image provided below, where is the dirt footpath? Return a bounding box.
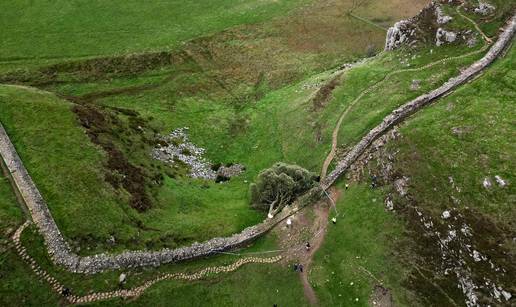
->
[274,188,341,305]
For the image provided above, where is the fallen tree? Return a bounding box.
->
[0,13,513,274]
[250,163,319,216]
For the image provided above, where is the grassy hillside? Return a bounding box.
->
[394,46,515,225]
[310,34,515,307]
[0,86,140,249]
[1,0,514,305]
[0,0,431,253]
[0,0,307,61]
[0,0,428,73]
[0,168,60,306]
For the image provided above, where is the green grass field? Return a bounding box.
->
[311,183,412,306]
[0,0,432,252]
[309,40,515,307]
[0,0,307,60]
[0,0,514,305]
[392,44,515,225]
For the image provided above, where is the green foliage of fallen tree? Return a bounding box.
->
[250,163,319,216]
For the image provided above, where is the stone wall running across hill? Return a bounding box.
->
[0,13,514,274]
[0,123,319,273]
[322,15,516,189]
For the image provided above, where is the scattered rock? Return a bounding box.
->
[482,177,492,189]
[446,101,455,111]
[152,128,216,179]
[501,290,512,301]
[467,35,479,48]
[394,177,409,196]
[436,28,457,46]
[153,128,245,181]
[435,5,453,24]
[472,250,482,262]
[217,164,245,179]
[410,79,421,90]
[369,285,393,307]
[119,273,127,284]
[442,210,451,219]
[451,126,473,137]
[106,236,116,245]
[494,175,507,187]
[385,197,394,211]
[475,1,495,16]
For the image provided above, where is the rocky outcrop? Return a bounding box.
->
[385,20,416,51]
[435,5,453,24]
[384,1,480,50]
[384,1,440,50]
[324,14,516,189]
[475,1,496,16]
[436,27,457,46]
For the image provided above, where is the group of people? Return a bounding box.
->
[292,263,304,272]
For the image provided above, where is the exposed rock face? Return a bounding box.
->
[384,1,480,50]
[384,1,441,51]
[436,27,457,46]
[385,20,415,51]
[475,1,496,15]
[323,14,516,189]
[435,5,453,24]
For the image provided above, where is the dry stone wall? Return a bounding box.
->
[0,122,316,273]
[322,14,515,189]
[0,13,514,275]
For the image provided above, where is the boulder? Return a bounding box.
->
[436,28,457,46]
[474,1,495,16]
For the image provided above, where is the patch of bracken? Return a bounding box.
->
[73,104,159,211]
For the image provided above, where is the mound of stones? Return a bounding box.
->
[152,127,244,181]
[474,1,496,16]
[152,127,216,179]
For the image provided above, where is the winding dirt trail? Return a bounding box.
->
[298,188,340,305]
[11,221,282,305]
[4,5,512,305]
[455,4,493,44]
[320,7,492,179]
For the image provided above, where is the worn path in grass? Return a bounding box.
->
[2,6,515,306]
[11,221,282,305]
[298,188,340,305]
[320,5,494,179]
[4,9,516,276]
